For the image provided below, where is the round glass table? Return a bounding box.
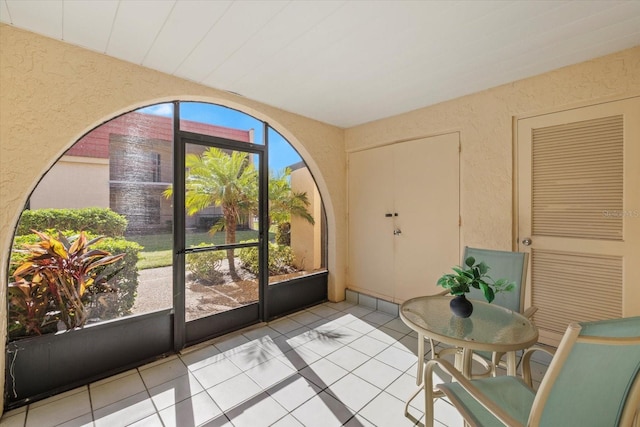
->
[400,295,538,381]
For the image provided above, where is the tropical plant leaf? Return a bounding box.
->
[86,235,105,247]
[12,261,35,278]
[7,230,126,335]
[50,237,69,260]
[479,282,495,303]
[477,261,489,275]
[452,267,465,275]
[85,253,125,272]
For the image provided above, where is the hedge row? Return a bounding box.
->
[16,208,128,237]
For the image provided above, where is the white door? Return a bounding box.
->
[394,133,460,301]
[348,133,460,303]
[517,97,640,345]
[348,145,395,300]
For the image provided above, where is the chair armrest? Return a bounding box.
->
[521,345,556,387]
[522,305,538,319]
[424,358,525,427]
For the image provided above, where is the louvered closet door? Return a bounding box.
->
[517,97,640,346]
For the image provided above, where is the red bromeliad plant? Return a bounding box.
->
[8,230,125,338]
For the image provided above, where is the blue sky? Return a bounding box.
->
[139,102,302,173]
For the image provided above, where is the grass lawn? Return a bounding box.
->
[138,250,172,270]
[132,230,274,270]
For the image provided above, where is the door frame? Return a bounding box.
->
[173,109,269,350]
[514,96,640,344]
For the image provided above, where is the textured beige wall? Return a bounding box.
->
[346,46,640,252]
[0,24,347,409]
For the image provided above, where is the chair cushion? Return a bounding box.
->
[464,247,527,313]
[539,341,640,426]
[438,376,535,427]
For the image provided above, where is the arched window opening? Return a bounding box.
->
[7,101,326,340]
[5,101,328,407]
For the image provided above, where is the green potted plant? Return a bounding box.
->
[437,256,515,317]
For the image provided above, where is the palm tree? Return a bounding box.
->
[269,168,315,245]
[165,150,315,275]
[164,147,258,275]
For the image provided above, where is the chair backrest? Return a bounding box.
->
[462,247,528,313]
[529,317,640,426]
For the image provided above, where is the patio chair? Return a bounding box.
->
[431,247,536,377]
[423,316,640,427]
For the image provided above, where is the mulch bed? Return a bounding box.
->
[131,261,313,321]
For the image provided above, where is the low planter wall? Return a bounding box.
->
[267,271,328,319]
[5,309,172,409]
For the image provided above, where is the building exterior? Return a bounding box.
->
[30,112,253,234]
[290,162,323,272]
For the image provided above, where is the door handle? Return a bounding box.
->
[522,237,532,246]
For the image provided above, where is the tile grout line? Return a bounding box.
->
[20,301,432,427]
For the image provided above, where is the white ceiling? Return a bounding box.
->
[1,0,639,128]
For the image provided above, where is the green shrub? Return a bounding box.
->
[16,208,128,237]
[87,236,142,320]
[187,244,225,284]
[238,241,260,274]
[238,240,294,275]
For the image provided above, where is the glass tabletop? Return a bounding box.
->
[400,295,538,352]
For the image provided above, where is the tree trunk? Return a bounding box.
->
[224,210,237,277]
[276,222,291,245]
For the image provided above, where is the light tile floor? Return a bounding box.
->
[0,300,549,427]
